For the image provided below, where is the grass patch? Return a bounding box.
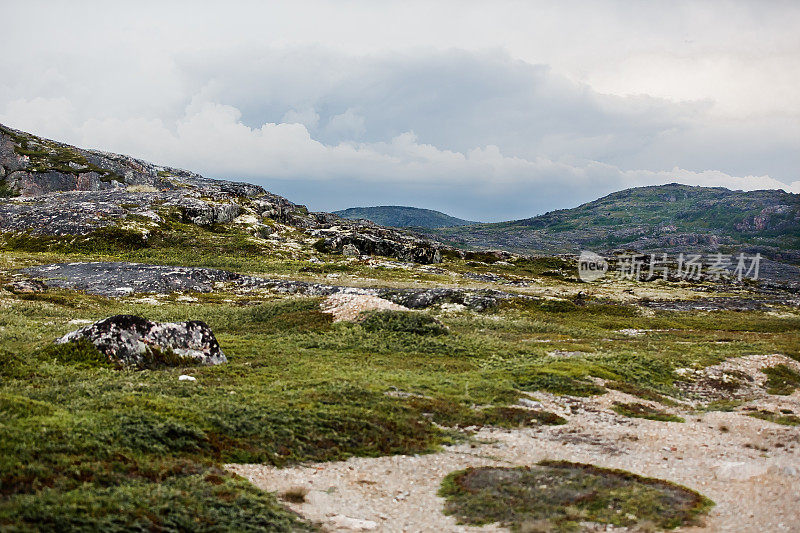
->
[37,338,113,369]
[399,398,566,429]
[606,380,677,405]
[439,461,713,531]
[360,310,448,336]
[612,402,685,423]
[747,409,800,426]
[762,364,800,395]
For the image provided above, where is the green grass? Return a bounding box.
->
[762,364,800,395]
[747,409,800,426]
[612,402,685,423]
[0,238,797,529]
[439,461,713,531]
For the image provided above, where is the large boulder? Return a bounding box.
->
[56,315,227,367]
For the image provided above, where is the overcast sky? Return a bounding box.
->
[1,1,798,220]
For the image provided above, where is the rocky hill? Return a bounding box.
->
[0,123,444,264]
[334,206,477,229]
[425,183,800,262]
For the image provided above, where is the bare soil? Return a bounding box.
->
[228,355,800,532]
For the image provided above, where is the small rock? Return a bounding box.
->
[178,375,196,381]
[342,244,361,257]
[328,514,378,531]
[518,398,543,409]
[5,279,47,294]
[713,461,770,481]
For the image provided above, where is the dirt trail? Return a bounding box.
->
[228,355,800,532]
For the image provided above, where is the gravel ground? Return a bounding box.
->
[228,355,800,532]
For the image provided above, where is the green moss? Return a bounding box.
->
[606,381,677,405]
[0,234,795,529]
[1,227,148,254]
[0,393,54,419]
[612,402,684,422]
[396,398,565,429]
[747,409,800,426]
[244,298,333,334]
[0,177,19,198]
[37,338,112,369]
[762,364,800,395]
[1,470,312,531]
[512,366,607,397]
[439,462,713,531]
[360,310,448,336]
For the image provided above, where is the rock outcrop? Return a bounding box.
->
[0,123,447,264]
[57,314,227,366]
[24,261,519,310]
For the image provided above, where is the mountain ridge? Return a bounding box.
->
[334,205,477,229]
[422,182,800,262]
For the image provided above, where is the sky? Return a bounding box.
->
[1,1,798,221]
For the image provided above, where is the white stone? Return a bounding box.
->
[328,514,378,531]
[713,461,769,481]
[178,375,197,382]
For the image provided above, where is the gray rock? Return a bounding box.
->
[342,243,360,256]
[377,287,509,311]
[171,197,241,226]
[24,262,526,311]
[57,314,227,366]
[5,278,47,293]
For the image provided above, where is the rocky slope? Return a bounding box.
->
[425,183,800,263]
[334,206,477,229]
[0,124,444,264]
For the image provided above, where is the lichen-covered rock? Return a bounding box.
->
[5,278,47,294]
[377,287,507,311]
[57,314,227,367]
[0,123,454,264]
[312,228,443,264]
[169,197,241,226]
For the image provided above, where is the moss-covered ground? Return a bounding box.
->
[439,462,714,531]
[0,218,797,530]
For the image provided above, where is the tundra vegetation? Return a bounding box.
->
[1,217,798,530]
[0,125,797,531]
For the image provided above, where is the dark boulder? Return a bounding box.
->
[57,314,227,367]
[378,287,508,311]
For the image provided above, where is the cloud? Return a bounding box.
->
[13,99,782,221]
[0,2,797,220]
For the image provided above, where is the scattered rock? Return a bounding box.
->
[517,398,544,409]
[178,375,197,382]
[5,278,47,293]
[548,350,586,359]
[57,314,227,367]
[25,262,527,312]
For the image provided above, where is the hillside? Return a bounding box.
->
[334,205,477,228]
[425,183,800,261]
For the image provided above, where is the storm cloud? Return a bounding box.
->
[1,1,798,220]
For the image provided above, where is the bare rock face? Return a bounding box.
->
[57,315,227,367]
[312,226,443,264]
[0,122,451,264]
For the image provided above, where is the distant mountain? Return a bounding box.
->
[423,183,800,262]
[334,206,477,229]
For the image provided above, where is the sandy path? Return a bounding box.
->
[228,356,800,532]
